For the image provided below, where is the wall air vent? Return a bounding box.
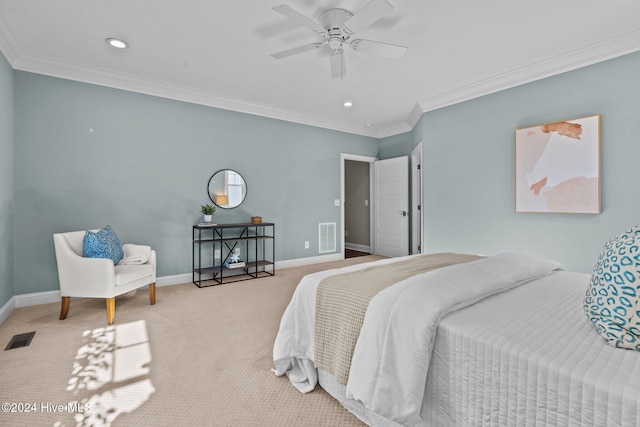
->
[319,222,337,253]
[5,331,36,350]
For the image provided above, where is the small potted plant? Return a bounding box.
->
[201,204,216,223]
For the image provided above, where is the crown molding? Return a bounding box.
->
[406,102,424,131]
[416,27,640,115]
[376,122,414,139]
[2,25,640,139]
[4,43,395,138]
[0,12,19,65]
[9,52,382,138]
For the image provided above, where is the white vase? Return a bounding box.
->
[203,214,213,223]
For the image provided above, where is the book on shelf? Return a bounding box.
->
[224,261,246,269]
[197,222,218,227]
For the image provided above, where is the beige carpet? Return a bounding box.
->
[0,256,383,427]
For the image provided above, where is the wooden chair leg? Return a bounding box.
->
[106,297,115,325]
[149,283,156,305]
[59,297,70,320]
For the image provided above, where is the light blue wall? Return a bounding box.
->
[7,50,640,299]
[419,51,640,273]
[0,51,13,308]
[13,72,378,295]
[378,131,413,160]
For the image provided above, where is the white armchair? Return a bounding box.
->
[53,230,156,325]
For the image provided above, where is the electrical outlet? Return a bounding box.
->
[214,249,221,259]
[305,241,309,249]
[234,248,241,256]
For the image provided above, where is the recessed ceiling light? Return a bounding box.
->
[343,101,353,108]
[105,38,128,49]
[365,122,373,127]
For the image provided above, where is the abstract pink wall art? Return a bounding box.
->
[515,115,601,213]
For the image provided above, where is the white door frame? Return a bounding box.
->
[341,153,376,259]
[411,142,423,254]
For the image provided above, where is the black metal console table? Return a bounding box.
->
[192,222,275,287]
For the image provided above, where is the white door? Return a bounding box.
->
[374,156,409,257]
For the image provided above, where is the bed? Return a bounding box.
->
[272,252,640,426]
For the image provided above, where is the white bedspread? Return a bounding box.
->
[424,270,640,426]
[273,252,563,425]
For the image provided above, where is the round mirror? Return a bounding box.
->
[208,169,247,209]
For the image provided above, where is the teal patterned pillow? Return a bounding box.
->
[584,225,640,350]
[82,226,124,264]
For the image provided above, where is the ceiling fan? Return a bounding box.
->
[270,0,407,79]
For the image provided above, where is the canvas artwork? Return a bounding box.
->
[515,115,601,213]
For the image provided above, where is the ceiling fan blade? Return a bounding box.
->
[344,0,393,34]
[330,49,346,79]
[271,42,325,59]
[273,5,326,33]
[350,39,407,59]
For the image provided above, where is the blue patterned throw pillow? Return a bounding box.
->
[83,226,124,264]
[584,225,640,350]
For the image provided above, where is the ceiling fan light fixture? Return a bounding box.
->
[105,38,128,49]
[270,1,404,79]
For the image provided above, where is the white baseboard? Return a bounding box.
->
[0,280,179,324]
[155,254,345,285]
[15,290,60,308]
[0,291,63,326]
[275,253,344,269]
[0,290,61,325]
[345,243,371,253]
[156,273,191,287]
[0,296,16,325]
[0,253,349,325]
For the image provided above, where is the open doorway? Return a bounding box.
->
[341,153,415,258]
[341,154,375,259]
[345,159,371,257]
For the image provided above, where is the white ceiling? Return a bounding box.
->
[1,0,639,138]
